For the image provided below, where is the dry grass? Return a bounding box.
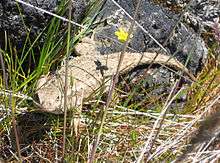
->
[0,0,220,162]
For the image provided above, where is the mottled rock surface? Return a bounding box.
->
[93,0,209,74]
[0,0,86,48]
[151,0,220,29]
[185,0,220,30]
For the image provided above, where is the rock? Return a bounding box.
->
[150,0,220,31]
[185,0,220,31]
[93,0,208,74]
[0,0,86,49]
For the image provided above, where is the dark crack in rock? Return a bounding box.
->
[118,65,188,112]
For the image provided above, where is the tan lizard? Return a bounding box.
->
[36,38,195,114]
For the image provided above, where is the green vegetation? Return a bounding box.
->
[0,0,219,162]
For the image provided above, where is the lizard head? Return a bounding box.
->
[36,76,64,114]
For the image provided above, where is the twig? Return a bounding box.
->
[87,0,143,162]
[0,50,21,160]
[154,92,220,161]
[136,81,183,162]
[34,146,53,163]
[0,51,8,89]
[0,46,21,162]
[62,0,72,160]
[11,100,22,161]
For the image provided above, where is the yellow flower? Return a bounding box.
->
[115,28,129,43]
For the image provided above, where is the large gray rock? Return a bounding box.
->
[93,0,208,74]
